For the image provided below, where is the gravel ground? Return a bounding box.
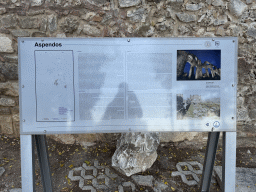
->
[0,134,255,192]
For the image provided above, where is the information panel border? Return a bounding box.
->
[18,37,238,134]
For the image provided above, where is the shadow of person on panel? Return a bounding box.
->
[102,82,143,120]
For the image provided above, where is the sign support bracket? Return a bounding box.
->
[21,135,53,192]
[21,132,236,192]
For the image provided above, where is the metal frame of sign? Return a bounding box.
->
[18,37,237,135]
[18,38,237,192]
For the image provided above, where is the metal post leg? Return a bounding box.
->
[200,132,220,192]
[20,135,35,192]
[34,135,53,192]
[222,132,236,192]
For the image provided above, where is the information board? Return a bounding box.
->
[18,38,237,134]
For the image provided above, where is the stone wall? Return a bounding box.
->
[0,0,255,145]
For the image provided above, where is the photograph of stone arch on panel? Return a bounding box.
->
[176,90,220,120]
[177,50,221,80]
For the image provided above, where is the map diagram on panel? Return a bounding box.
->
[35,51,75,122]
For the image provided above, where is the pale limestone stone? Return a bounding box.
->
[228,0,247,17]
[56,33,66,38]
[216,26,225,36]
[206,0,212,5]
[48,15,57,32]
[1,14,17,28]
[237,107,249,121]
[246,0,252,4]
[40,17,48,32]
[27,9,45,16]
[196,28,205,35]
[157,18,164,23]
[81,12,96,21]
[112,132,159,176]
[19,17,40,29]
[0,116,12,122]
[0,37,13,53]
[0,7,6,15]
[12,114,19,122]
[186,3,204,11]
[83,24,102,36]
[31,0,43,6]
[10,30,30,37]
[176,13,196,23]
[0,98,15,106]
[127,8,145,23]
[212,0,224,7]
[213,15,227,26]
[119,0,141,8]
[247,22,256,37]
[0,82,19,96]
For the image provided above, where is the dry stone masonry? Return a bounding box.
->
[0,0,255,144]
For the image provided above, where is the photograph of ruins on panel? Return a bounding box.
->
[177,50,221,80]
[177,91,220,120]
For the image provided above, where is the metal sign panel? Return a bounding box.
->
[18,38,237,134]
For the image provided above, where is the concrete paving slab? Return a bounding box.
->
[214,166,256,192]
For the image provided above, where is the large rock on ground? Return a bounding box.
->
[112,132,160,176]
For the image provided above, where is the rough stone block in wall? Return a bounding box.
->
[82,24,102,36]
[10,30,31,37]
[48,15,58,32]
[166,0,183,11]
[0,98,15,107]
[228,0,248,18]
[0,37,13,53]
[0,7,6,15]
[18,17,40,29]
[31,0,43,7]
[0,108,11,115]
[119,0,141,8]
[12,114,19,122]
[1,122,13,134]
[0,14,17,28]
[13,121,19,136]
[0,116,13,134]
[0,63,18,80]
[176,13,197,23]
[185,3,204,11]
[0,82,19,97]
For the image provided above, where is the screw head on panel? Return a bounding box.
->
[22,41,24,43]
[44,130,47,133]
[22,85,24,88]
[22,119,25,122]
[127,39,130,42]
[233,40,235,43]
[232,117,234,120]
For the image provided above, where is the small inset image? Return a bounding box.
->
[177,91,220,120]
[177,50,221,80]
